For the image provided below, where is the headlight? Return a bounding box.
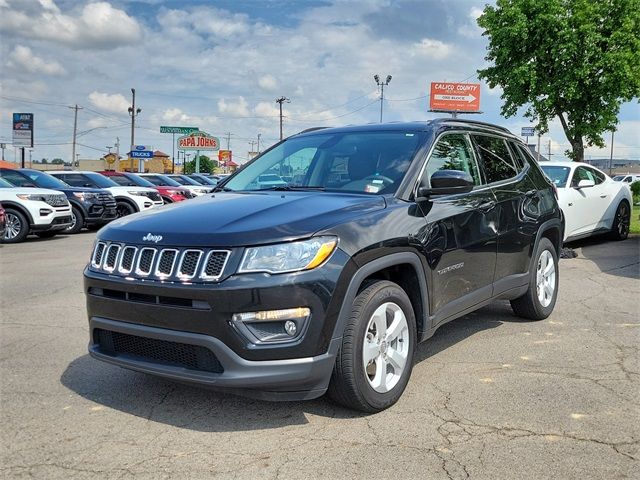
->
[16,193,45,202]
[127,191,149,196]
[73,192,98,201]
[239,237,338,274]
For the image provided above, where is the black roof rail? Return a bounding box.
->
[296,127,330,135]
[431,117,512,134]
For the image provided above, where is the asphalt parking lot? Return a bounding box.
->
[1,232,638,479]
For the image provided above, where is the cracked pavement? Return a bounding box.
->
[1,233,638,479]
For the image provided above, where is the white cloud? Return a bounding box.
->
[88,91,130,113]
[258,75,278,92]
[0,0,142,49]
[254,102,280,118]
[411,38,452,60]
[217,97,250,117]
[8,45,66,76]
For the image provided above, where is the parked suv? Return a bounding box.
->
[85,120,562,412]
[98,171,189,204]
[0,168,116,234]
[136,174,196,198]
[0,177,72,243]
[49,171,163,217]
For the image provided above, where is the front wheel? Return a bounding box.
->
[116,201,135,218]
[511,237,558,320]
[610,201,630,241]
[64,206,84,234]
[327,280,416,413]
[2,209,29,243]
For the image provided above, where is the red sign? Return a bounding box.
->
[429,82,481,112]
[218,150,232,164]
[177,132,219,151]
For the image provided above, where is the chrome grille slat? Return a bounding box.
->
[103,244,121,272]
[90,243,229,283]
[118,246,137,274]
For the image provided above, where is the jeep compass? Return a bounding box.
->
[85,119,562,412]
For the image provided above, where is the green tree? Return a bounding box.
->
[477,0,640,161]
[182,155,218,174]
[51,158,64,165]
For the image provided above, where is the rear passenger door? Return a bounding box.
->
[471,134,539,294]
[416,132,498,325]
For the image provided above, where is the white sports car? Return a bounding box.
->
[540,161,632,242]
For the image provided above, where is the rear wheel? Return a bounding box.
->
[328,280,416,413]
[116,201,135,218]
[2,209,29,243]
[511,237,558,320]
[610,201,630,241]
[63,206,84,234]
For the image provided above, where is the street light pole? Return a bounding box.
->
[275,97,290,140]
[128,88,141,172]
[608,130,615,176]
[373,74,392,123]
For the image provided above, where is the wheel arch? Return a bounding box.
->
[331,252,429,349]
[114,196,139,212]
[1,202,34,226]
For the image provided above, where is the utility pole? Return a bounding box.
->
[373,75,392,123]
[128,88,141,172]
[608,130,615,176]
[69,104,82,170]
[275,97,290,140]
[225,132,232,150]
[115,137,120,172]
[257,133,261,153]
[28,149,32,168]
[547,139,554,160]
[0,143,5,161]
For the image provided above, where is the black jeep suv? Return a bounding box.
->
[85,119,562,412]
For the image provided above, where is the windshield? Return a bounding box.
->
[612,175,624,181]
[0,177,14,188]
[108,174,156,187]
[143,175,181,187]
[169,175,199,186]
[23,170,70,189]
[83,172,118,188]
[223,131,425,194]
[190,175,217,185]
[540,166,571,187]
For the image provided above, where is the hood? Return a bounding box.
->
[0,186,67,196]
[106,186,155,193]
[58,186,107,195]
[99,191,386,247]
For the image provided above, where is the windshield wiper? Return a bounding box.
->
[255,185,326,191]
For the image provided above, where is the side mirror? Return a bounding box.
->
[576,179,595,189]
[417,170,474,199]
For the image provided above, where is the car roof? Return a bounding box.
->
[292,118,516,139]
[539,161,593,168]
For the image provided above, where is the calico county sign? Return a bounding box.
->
[429,82,481,112]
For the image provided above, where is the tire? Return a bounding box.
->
[610,201,630,241]
[63,206,84,234]
[327,280,417,413]
[2,209,29,243]
[511,237,558,320]
[116,201,135,218]
[36,231,58,239]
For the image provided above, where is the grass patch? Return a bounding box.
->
[631,204,640,235]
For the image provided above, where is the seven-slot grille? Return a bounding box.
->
[98,192,116,207]
[44,194,68,207]
[91,241,230,282]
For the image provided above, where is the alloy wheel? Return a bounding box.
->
[536,250,556,308]
[4,212,22,240]
[617,203,630,237]
[362,302,410,393]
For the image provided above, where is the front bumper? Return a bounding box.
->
[84,200,117,225]
[89,317,338,400]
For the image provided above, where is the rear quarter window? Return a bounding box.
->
[471,134,519,183]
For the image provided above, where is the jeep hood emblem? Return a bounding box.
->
[142,233,163,243]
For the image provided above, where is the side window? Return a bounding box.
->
[423,134,482,186]
[589,168,605,185]
[571,166,596,187]
[0,170,30,186]
[472,135,518,183]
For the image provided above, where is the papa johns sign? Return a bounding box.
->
[177,132,220,151]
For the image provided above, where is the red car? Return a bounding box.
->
[99,171,189,204]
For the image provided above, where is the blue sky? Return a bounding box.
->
[1,0,638,163]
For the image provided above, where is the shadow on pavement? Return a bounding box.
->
[565,235,639,280]
[60,302,516,431]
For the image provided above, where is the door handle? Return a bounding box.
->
[600,194,607,198]
[478,201,496,213]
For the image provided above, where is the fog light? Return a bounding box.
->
[284,320,297,336]
[231,307,310,344]
[39,208,52,216]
